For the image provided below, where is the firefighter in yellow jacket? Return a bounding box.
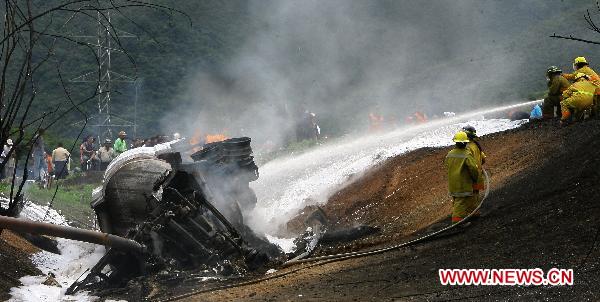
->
[563,57,600,83]
[444,131,481,223]
[462,125,486,190]
[561,73,596,124]
[563,57,600,118]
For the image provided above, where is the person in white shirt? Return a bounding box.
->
[2,139,15,179]
[51,142,70,179]
[97,139,115,170]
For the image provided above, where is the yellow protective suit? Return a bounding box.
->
[564,66,600,83]
[466,141,486,191]
[561,80,596,121]
[444,147,481,222]
[544,75,571,118]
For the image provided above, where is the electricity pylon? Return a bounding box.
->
[71,9,138,141]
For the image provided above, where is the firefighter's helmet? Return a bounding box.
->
[462,125,477,139]
[452,131,470,143]
[546,66,562,74]
[574,57,588,65]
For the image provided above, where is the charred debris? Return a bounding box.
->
[70,137,279,294]
[1,137,379,297]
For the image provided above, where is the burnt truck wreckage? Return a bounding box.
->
[0,136,380,297]
[67,137,282,293]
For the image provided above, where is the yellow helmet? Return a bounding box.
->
[574,56,588,64]
[574,72,588,80]
[452,131,470,143]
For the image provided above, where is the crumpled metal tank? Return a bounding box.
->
[80,138,278,290]
[96,156,172,236]
[91,138,259,236]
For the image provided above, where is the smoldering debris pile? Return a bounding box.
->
[68,137,282,295]
[0,136,382,300]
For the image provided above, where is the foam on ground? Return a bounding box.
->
[250,102,535,241]
[7,102,537,299]
[9,203,104,302]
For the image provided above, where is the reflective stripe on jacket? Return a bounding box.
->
[444,148,480,197]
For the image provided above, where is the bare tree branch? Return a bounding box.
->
[549,33,600,45]
[0,0,185,217]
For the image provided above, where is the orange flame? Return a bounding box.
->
[189,129,229,152]
[190,129,203,146]
[205,134,228,144]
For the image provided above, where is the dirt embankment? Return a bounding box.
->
[0,230,41,301]
[182,118,600,301]
[290,120,560,255]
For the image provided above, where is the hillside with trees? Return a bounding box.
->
[16,0,600,142]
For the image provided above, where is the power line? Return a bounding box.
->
[70,8,138,141]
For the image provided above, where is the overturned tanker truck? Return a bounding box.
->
[61,137,284,293]
[0,137,286,295]
[0,136,377,296]
[0,137,282,296]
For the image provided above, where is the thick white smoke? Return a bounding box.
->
[161,0,525,146]
[159,1,591,236]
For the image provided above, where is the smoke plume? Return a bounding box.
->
[160,0,594,236]
[161,0,532,146]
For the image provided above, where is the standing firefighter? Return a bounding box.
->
[544,66,570,119]
[561,73,596,125]
[462,125,486,191]
[462,125,486,219]
[444,131,481,223]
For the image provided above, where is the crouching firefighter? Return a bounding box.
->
[444,131,481,223]
[544,66,570,119]
[563,56,600,83]
[561,73,596,125]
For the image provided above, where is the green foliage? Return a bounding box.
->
[19,1,255,144]
[0,179,99,228]
[0,182,10,193]
[24,183,97,206]
[19,0,600,147]
[23,182,99,228]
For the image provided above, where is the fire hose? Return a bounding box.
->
[162,169,491,302]
[283,169,490,266]
[0,216,145,253]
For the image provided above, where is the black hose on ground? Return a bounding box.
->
[283,169,490,266]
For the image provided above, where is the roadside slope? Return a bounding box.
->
[182,119,600,301]
[0,231,40,301]
[290,120,560,255]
